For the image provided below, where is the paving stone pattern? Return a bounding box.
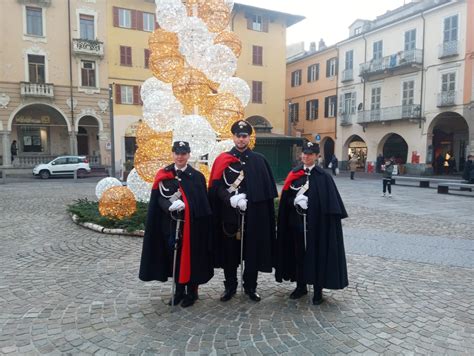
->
[0,177,473,355]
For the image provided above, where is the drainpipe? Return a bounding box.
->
[67,0,76,154]
[335,47,339,140]
[362,33,367,115]
[420,12,426,130]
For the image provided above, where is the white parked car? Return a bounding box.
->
[33,156,91,179]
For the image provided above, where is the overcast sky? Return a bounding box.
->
[236,0,407,48]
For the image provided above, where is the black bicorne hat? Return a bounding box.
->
[172,141,191,154]
[231,120,253,136]
[302,141,320,154]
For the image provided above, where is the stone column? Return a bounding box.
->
[1,131,12,167]
[69,131,78,156]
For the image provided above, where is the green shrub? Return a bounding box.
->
[67,198,148,232]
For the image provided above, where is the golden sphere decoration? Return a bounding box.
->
[148,28,179,53]
[99,186,137,219]
[204,92,244,135]
[149,50,185,83]
[136,121,160,146]
[172,68,212,108]
[134,132,173,183]
[249,130,256,149]
[198,162,210,183]
[186,0,231,33]
[214,31,242,58]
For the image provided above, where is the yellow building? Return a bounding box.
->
[106,1,303,179]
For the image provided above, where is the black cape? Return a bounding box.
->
[139,164,214,284]
[275,165,349,289]
[209,148,278,273]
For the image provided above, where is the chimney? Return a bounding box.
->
[309,42,316,52]
[318,38,326,51]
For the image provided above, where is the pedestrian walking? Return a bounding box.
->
[376,153,384,173]
[329,154,338,176]
[381,157,395,197]
[275,141,349,305]
[208,120,278,303]
[348,154,358,180]
[10,140,18,163]
[139,141,214,308]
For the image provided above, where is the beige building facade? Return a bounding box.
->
[0,0,111,169]
[335,0,471,174]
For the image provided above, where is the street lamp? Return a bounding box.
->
[287,100,292,136]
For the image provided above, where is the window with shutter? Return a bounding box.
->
[115,84,122,104]
[289,103,299,123]
[306,99,318,120]
[118,8,132,28]
[120,46,132,66]
[80,14,95,40]
[133,86,140,105]
[142,12,154,32]
[144,49,150,68]
[307,64,319,82]
[252,81,263,103]
[81,60,96,87]
[291,70,302,87]
[252,46,263,65]
[121,85,134,104]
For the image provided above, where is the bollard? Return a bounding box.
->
[1,169,5,184]
[73,169,78,182]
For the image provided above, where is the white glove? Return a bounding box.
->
[294,195,308,210]
[237,198,247,212]
[169,199,185,212]
[230,193,246,208]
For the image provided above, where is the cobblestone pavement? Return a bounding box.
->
[0,177,473,355]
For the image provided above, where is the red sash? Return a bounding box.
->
[282,169,305,191]
[208,153,240,188]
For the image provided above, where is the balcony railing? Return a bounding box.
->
[339,113,353,126]
[357,104,422,124]
[359,49,423,79]
[72,38,104,57]
[437,91,456,107]
[20,82,54,98]
[438,40,458,59]
[341,69,353,82]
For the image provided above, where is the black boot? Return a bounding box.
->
[312,287,324,305]
[289,284,308,300]
[181,285,198,308]
[168,284,185,306]
[244,289,261,302]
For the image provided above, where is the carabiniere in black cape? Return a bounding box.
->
[139,164,214,285]
[275,165,349,290]
[208,147,278,274]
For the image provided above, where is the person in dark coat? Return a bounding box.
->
[330,154,338,176]
[10,140,18,162]
[463,154,474,183]
[376,153,384,173]
[275,141,348,305]
[208,120,277,302]
[139,141,213,308]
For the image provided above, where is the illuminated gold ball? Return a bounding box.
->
[172,68,212,108]
[150,49,185,83]
[202,92,244,135]
[199,163,210,183]
[186,0,231,33]
[249,130,256,149]
[134,132,173,183]
[136,121,160,147]
[214,31,242,58]
[99,186,137,220]
[148,28,179,53]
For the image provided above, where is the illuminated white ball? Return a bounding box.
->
[218,77,250,106]
[126,168,152,202]
[141,77,172,103]
[173,115,217,158]
[155,0,187,32]
[143,92,183,132]
[201,44,237,83]
[95,177,122,200]
[208,139,235,168]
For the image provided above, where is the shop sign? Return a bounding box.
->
[16,115,51,124]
